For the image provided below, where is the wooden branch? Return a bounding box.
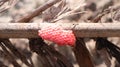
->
[0,22,120,38]
[16,0,61,22]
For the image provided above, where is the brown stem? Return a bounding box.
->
[73,38,94,67]
[16,0,61,22]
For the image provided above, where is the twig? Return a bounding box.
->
[1,39,33,67]
[73,38,94,67]
[16,0,61,22]
[0,0,17,13]
[0,42,21,67]
[29,38,73,67]
[0,23,119,38]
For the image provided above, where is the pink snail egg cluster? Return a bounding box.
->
[38,25,76,46]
